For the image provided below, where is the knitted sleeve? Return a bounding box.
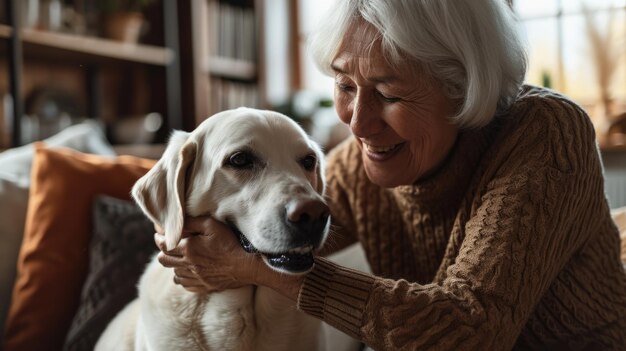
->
[298,93,606,350]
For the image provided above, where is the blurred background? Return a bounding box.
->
[0,0,624,176]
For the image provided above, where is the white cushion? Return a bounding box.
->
[0,120,115,336]
[0,121,115,180]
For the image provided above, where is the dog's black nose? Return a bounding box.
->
[285,199,330,244]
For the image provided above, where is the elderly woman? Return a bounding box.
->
[158,0,626,349]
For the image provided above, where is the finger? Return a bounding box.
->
[154,223,164,235]
[174,268,196,279]
[154,233,167,251]
[183,216,213,235]
[157,251,186,268]
[184,217,231,237]
[154,234,183,255]
[185,225,241,253]
[173,275,206,288]
[180,231,197,239]
[155,235,187,256]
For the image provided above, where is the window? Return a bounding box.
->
[514,0,626,131]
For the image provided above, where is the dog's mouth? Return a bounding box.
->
[230,225,315,274]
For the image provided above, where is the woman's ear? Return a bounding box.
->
[132,131,198,251]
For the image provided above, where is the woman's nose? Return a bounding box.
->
[349,93,385,137]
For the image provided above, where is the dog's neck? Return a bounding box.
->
[251,286,321,350]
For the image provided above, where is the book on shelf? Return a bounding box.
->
[209,1,257,62]
[210,78,260,113]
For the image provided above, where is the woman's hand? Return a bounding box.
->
[154,217,264,293]
[155,216,307,301]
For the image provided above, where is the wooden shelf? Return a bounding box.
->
[0,25,173,66]
[205,56,257,80]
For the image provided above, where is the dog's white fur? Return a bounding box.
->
[96,108,328,351]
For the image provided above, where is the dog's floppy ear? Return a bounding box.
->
[132,131,198,251]
[313,143,326,195]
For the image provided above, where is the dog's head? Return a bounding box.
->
[132,107,329,274]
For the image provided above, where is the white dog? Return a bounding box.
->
[96,108,330,351]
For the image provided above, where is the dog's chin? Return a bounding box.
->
[231,225,316,275]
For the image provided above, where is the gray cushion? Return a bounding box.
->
[63,196,157,351]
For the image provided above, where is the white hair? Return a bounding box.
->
[309,0,528,128]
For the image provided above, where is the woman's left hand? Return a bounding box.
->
[155,217,264,293]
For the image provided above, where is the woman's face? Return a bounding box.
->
[332,25,459,188]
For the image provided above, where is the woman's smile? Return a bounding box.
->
[362,141,405,162]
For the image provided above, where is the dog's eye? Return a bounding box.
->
[300,154,317,171]
[229,151,255,169]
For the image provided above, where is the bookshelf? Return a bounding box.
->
[1,0,182,147]
[206,56,257,80]
[1,0,266,146]
[186,0,265,125]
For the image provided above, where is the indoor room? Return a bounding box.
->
[1,1,625,350]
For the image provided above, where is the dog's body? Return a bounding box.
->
[97,260,321,350]
[96,108,329,351]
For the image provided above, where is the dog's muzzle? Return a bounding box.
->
[229,199,330,274]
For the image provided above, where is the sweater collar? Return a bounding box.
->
[392,125,493,211]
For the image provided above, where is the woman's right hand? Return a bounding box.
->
[153,217,307,301]
[154,217,262,294]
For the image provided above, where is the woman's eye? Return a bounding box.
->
[300,154,317,171]
[335,82,354,93]
[376,90,400,103]
[228,151,255,169]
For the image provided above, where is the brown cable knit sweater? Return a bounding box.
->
[297,86,626,350]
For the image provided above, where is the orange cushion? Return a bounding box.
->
[3,144,155,351]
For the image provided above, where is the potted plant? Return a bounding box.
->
[99,0,155,43]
